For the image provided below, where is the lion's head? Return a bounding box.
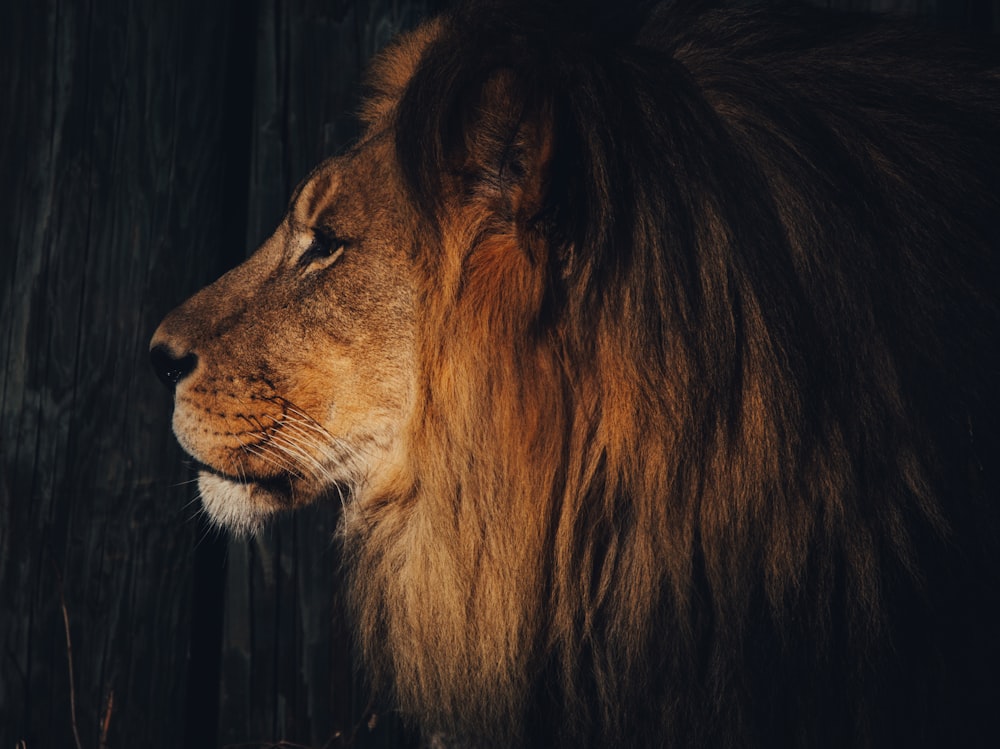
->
[150,131,420,535]
[153,3,1000,747]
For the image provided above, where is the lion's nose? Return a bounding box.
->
[150,345,198,388]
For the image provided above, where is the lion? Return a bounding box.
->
[151,2,1000,747]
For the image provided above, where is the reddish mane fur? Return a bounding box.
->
[344,2,1000,746]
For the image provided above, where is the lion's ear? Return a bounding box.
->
[457,71,553,228]
[393,44,560,255]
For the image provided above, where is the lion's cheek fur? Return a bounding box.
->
[344,274,566,739]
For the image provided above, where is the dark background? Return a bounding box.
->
[1,1,995,748]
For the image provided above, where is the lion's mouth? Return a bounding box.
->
[195,465,299,536]
[197,462,296,500]
[194,460,352,536]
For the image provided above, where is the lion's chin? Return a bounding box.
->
[197,471,292,537]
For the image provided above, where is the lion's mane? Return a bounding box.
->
[344,3,1000,747]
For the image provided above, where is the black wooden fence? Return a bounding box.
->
[0,1,994,748]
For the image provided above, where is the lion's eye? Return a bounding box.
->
[300,230,346,268]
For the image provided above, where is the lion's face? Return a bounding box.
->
[150,138,418,534]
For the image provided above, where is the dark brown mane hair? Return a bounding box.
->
[349,2,1000,746]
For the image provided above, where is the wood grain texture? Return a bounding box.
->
[0,0,237,746]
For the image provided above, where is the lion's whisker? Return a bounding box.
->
[280,404,377,458]
[242,440,306,481]
[277,420,358,472]
[268,438,327,484]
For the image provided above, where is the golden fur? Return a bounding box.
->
[153,3,1000,747]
